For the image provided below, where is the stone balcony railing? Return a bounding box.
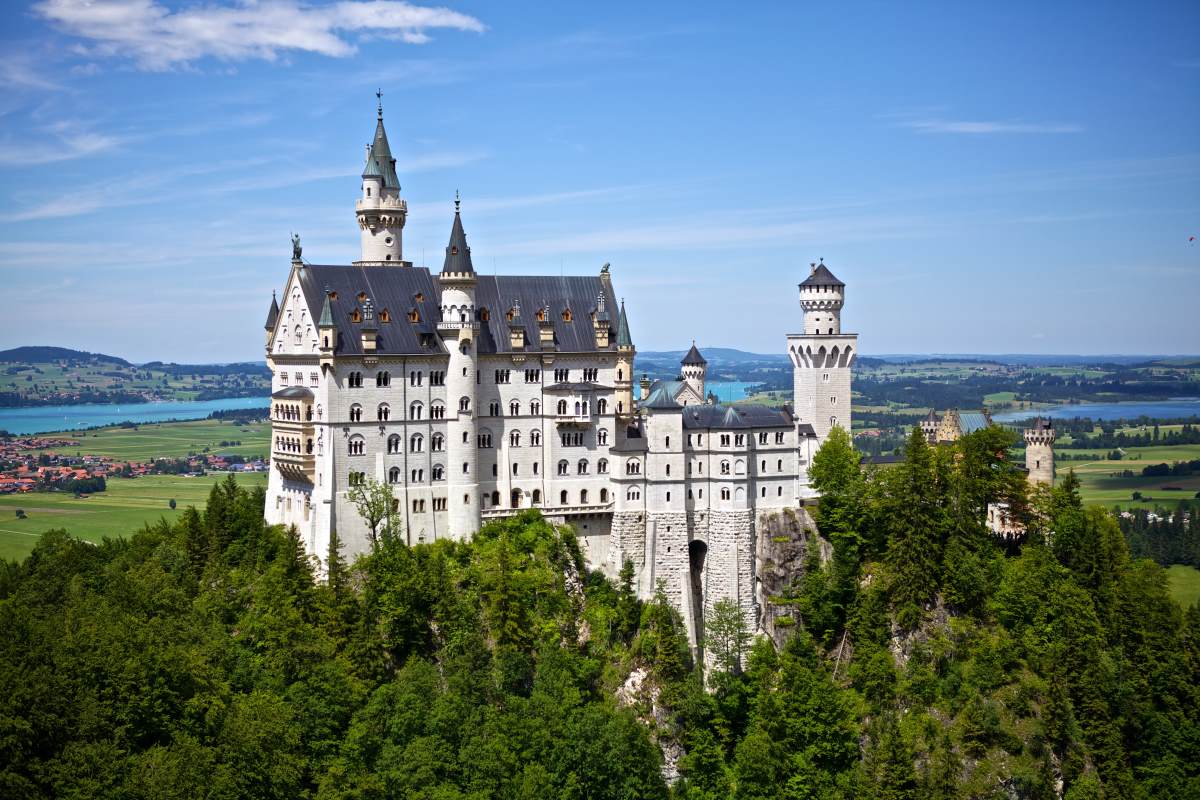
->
[482,501,614,519]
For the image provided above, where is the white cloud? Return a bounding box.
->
[0,52,64,90]
[0,123,125,167]
[33,0,486,70]
[899,118,1083,135]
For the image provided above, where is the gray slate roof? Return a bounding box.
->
[958,411,992,434]
[442,209,475,274]
[800,262,844,288]
[642,385,682,410]
[680,403,795,430]
[272,386,313,400]
[363,116,401,190]
[295,265,619,356]
[615,300,633,348]
[265,292,279,331]
[681,342,707,366]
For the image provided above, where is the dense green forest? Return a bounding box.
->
[1,427,1199,799]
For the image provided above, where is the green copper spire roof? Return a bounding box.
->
[441,197,475,274]
[362,98,401,190]
[615,299,633,348]
[318,291,334,327]
[264,291,279,331]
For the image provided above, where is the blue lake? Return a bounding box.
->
[707,381,757,403]
[993,398,1200,423]
[0,397,269,436]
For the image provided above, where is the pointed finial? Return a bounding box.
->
[376,88,383,119]
[454,189,460,213]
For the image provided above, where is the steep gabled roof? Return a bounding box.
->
[642,385,681,410]
[799,261,844,288]
[264,292,279,331]
[681,342,707,366]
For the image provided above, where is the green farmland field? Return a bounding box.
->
[0,472,268,562]
[32,418,271,461]
[1058,443,1200,508]
[1166,565,1200,609]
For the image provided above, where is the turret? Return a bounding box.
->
[614,299,635,416]
[1024,418,1056,486]
[355,93,407,265]
[264,291,279,348]
[799,259,845,335]
[436,197,480,540]
[680,341,707,401]
[317,288,336,371]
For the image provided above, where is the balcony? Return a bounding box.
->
[273,450,315,483]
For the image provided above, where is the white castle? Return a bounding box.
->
[264,103,857,647]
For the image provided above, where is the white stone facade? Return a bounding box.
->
[263,107,857,660]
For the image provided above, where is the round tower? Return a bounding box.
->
[800,258,844,335]
[355,93,407,265]
[1024,418,1056,486]
[680,341,707,402]
[437,198,480,539]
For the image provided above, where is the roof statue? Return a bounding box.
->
[601,261,610,274]
[291,233,302,262]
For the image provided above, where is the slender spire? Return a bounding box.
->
[615,298,633,348]
[264,291,279,331]
[318,289,334,327]
[441,197,475,274]
[376,88,383,119]
[362,93,400,190]
[681,340,706,366]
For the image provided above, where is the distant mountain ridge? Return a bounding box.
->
[0,346,132,366]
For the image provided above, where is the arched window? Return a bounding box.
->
[459,397,471,413]
[377,403,390,421]
[574,401,582,416]
[597,458,608,474]
[377,371,390,387]
[350,404,363,422]
[560,490,569,505]
[665,464,671,476]
[626,458,641,475]
[532,489,542,505]
[627,487,641,501]
[387,434,401,454]
[294,326,302,345]
[720,460,731,475]
[598,399,608,415]
[510,400,520,416]
[557,399,568,415]
[491,490,501,506]
[580,489,589,504]
[600,488,609,503]
[410,434,424,452]
[530,400,541,415]
[431,402,445,420]
[431,433,444,452]
[348,435,365,456]
[530,429,541,446]
[558,459,569,476]
[597,428,609,446]
[489,401,501,416]
[578,459,589,474]
[432,464,444,480]
[409,401,423,420]
[735,459,745,475]
[388,467,401,483]
[777,458,783,471]
[510,430,521,447]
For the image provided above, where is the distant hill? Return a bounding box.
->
[0,346,131,366]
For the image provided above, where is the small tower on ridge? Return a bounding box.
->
[680,341,707,401]
[614,299,635,416]
[355,92,407,265]
[1024,418,1056,486]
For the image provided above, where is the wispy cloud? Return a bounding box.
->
[33,0,486,70]
[898,118,1083,135]
[0,52,64,90]
[0,121,125,166]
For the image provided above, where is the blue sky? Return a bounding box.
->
[1,0,1197,362]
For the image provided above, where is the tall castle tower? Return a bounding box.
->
[614,299,636,416]
[355,93,407,265]
[438,198,481,539]
[680,342,707,401]
[786,259,857,442]
[1024,418,1056,486]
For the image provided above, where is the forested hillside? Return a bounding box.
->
[1,429,1198,799]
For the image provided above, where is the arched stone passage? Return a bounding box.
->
[688,539,708,662]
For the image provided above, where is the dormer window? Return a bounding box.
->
[329,291,338,300]
[408,308,420,323]
[349,308,362,323]
[451,246,459,255]
[379,309,390,323]
[414,292,424,302]
[480,308,490,322]
[357,292,368,302]
[562,309,573,322]
[536,308,546,322]
[506,308,516,322]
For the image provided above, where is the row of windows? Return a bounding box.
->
[278,371,320,387]
[344,370,446,388]
[273,403,312,422]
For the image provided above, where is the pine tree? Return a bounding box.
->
[886,426,947,628]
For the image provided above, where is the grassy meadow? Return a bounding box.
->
[0,472,268,562]
[33,418,271,461]
[1166,565,1200,609]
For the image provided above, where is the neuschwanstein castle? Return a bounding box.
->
[263,102,857,646]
